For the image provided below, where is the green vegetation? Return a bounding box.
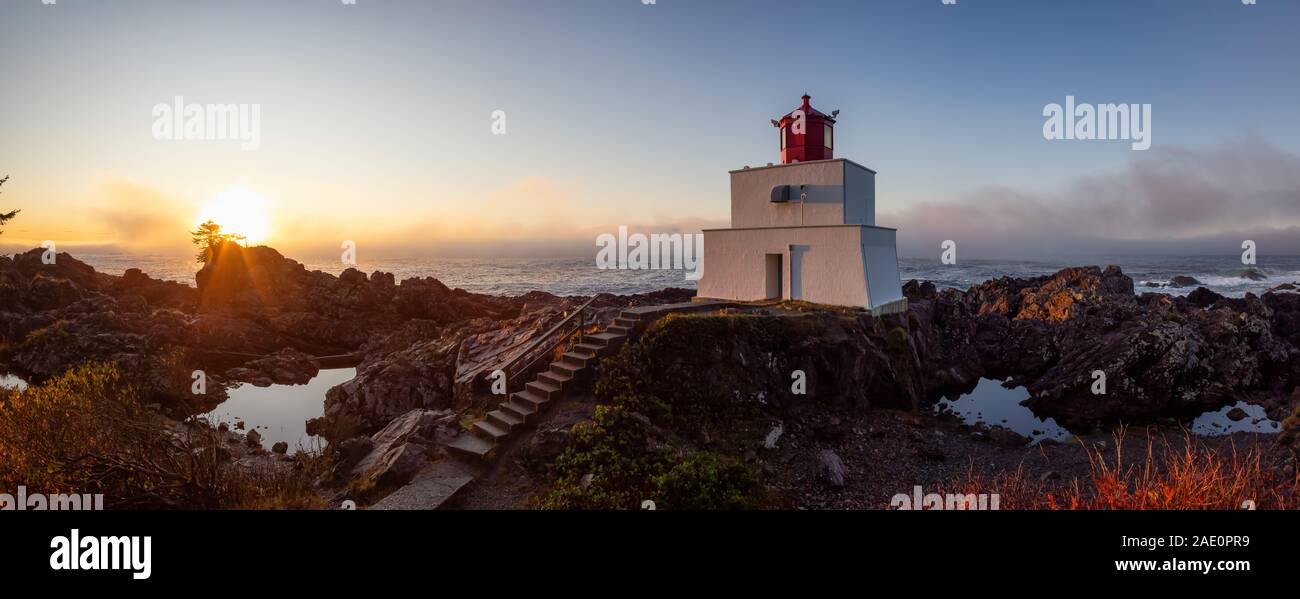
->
[544,405,764,510]
[653,450,766,510]
[0,175,18,235]
[545,314,799,509]
[16,319,74,354]
[1282,404,1300,445]
[0,363,326,509]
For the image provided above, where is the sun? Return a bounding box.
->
[197,184,273,245]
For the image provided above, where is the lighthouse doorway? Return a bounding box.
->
[764,253,783,300]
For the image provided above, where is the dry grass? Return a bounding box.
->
[950,426,1299,510]
[0,362,328,509]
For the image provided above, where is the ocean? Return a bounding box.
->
[66,253,1300,299]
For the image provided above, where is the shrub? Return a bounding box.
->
[543,405,764,510]
[544,405,669,510]
[1280,405,1300,445]
[0,363,326,509]
[654,451,765,510]
[565,313,828,509]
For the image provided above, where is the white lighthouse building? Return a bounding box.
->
[697,94,906,313]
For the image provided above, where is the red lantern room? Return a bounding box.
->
[772,94,838,164]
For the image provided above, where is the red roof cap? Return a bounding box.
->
[779,94,833,122]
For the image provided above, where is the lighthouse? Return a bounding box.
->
[697,94,905,313]
[775,94,836,164]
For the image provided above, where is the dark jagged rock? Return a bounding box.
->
[0,249,113,293]
[315,335,460,439]
[310,286,700,439]
[906,265,1297,428]
[1185,287,1224,308]
[224,348,320,387]
[194,242,521,352]
[521,424,574,473]
[597,310,927,430]
[1168,275,1202,288]
[112,268,197,310]
[902,280,937,301]
[818,449,846,488]
[0,243,591,428]
[8,242,1299,449]
[617,264,1298,434]
[345,408,458,498]
[986,426,1029,447]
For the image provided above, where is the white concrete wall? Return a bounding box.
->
[842,162,876,227]
[710,158,896,310]
[730,161,845,228]
[729,159,877,229]
[860,227,903,307]
[699,225,870,308]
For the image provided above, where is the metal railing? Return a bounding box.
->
[494,296,598,393]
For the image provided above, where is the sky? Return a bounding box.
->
[1,0,1298,260]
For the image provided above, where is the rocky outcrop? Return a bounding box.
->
[818,450,846,488]
[112,268,197,311]
[905,266,1299,428]
[13,238,1293,460]
[195,242,520,352]
[311,286,697,439]
[595,309,928,442]
[0,243,576,414]
[312,336,460,439]
[605,265,1298,436]
[224,348,320,387]
[344,408,459,498]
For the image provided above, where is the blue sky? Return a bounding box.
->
[2,0,1298,258]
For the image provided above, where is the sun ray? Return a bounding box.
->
[196,184,273,245]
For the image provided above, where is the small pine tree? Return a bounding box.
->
[190,219,246,264]
[0,176,19,236]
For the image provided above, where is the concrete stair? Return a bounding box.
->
[368,458,478,510]
[444,301,730,463]
[447,310,645,462]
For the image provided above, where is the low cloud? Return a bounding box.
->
[274,177,726,259]
[92,179,193,253]
[883,139,1300,258]
[0,178,194,255]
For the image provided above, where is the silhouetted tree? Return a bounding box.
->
[0,176,18,236]
[191,219,245,264]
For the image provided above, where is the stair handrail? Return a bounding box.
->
[498,296,598,392]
